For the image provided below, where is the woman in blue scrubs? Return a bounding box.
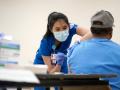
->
[34,12,91,90]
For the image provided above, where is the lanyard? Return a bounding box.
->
[51,44,57,65]
[52,44,56,54]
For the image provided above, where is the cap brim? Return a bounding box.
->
[91,25,113,28]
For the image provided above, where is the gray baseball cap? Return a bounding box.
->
[91,10,114,28]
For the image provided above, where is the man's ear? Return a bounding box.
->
[108,33,112,39]
[110,34,112,39]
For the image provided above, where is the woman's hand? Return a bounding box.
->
[49,52,66,73]
[42,53,66,73]
[56,52,66,66]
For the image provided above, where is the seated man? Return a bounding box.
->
[67,10,120,90]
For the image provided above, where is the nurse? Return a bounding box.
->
[34,12,91,73]
[34,11,91,90]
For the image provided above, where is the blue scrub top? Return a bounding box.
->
[34,23,78,73]
[68,38,120,90]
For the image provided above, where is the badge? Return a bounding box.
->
[51,53,57,65]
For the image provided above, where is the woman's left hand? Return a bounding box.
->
[56,52,66,66]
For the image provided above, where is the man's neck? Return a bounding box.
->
[93,34,111,39]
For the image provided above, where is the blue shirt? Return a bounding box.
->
[68,38,120,90]
[34,23,78,73]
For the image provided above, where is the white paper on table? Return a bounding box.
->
[0,68,40,84]
[5,64,48,74]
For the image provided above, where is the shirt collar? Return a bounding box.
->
[90,37,111,42]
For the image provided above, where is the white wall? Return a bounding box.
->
[0,0,120,64]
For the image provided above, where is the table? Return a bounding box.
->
[35,73,117,90]
[0,73,117,90]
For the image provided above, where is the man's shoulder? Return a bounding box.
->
[110,40,120,49]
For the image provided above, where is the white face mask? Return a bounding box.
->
[53,29,69,42]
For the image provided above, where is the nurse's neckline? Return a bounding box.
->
[52,39,62,50]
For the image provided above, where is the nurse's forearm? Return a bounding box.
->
[42,56,54,72]
[41,55,62,73]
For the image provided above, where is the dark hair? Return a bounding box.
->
[91,27,113,35]
[43,12,69,38]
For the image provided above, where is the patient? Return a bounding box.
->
[67,10,120,90]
